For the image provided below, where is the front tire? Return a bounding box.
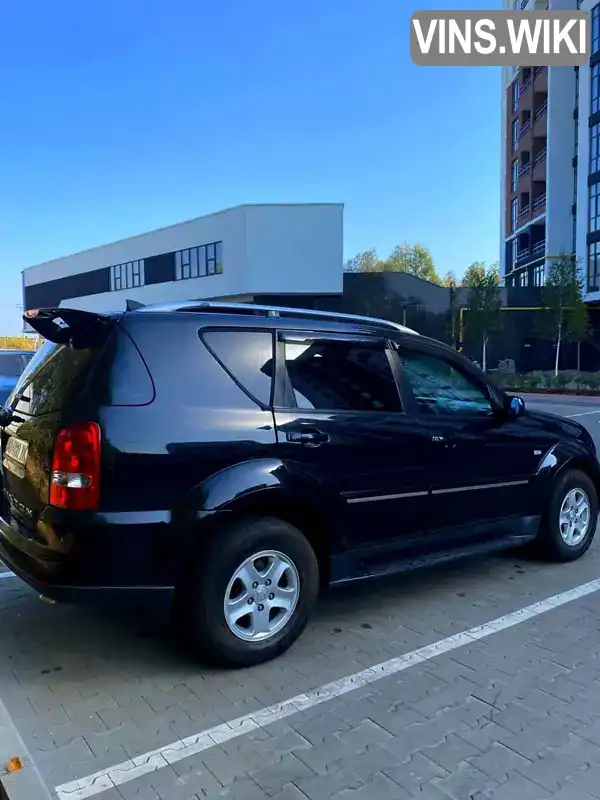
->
[537,469,598,562]
[179,516,319,667]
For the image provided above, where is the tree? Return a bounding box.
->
[566,289,590,372]
[462,261,488,287]
[344,243,442,284]
[0,335,37,351]
[463,261,502,372]
[540,254,584,376]
[386,243,441,284]
[438,271,460,345]
[441,271,458,288]
[344,249,383,273]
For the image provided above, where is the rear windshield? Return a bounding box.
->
[8,340,97,416]
[8,325,154,414]
[0,354,25,378]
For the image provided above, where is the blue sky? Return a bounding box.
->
[0,0,500,335]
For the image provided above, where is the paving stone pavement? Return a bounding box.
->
[2,539,600,799]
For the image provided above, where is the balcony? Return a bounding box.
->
[519,162,531,179]
[534,99,548,121]
[518,204,531,224]
[533,98,548,135]
[533,66,548,93]
[519,122,533,152]
[531,240,545,257]
[515,241,545,267]
[518,76,533,114]
[532,149,546,183]
[532,192,546,213]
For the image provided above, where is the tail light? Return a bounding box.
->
[49,423,101,510]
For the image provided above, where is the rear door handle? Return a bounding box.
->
[431,435,456,448]
[286,430,330,447]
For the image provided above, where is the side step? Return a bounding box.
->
[331,534,534,587]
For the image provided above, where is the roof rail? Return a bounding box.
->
[133,300,418,335]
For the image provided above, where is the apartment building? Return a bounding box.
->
[500,0,578,292]
[576,0,600,299]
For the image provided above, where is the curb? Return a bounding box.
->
[0,698,52,800]
[521,392,600,402]
[519,390,600,397]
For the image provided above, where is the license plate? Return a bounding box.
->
[5,436,28,465]
[3,436,29,476]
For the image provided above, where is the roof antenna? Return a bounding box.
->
[125,299,145,311]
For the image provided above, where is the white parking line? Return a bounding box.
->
[54,576,600,800]
[0,571,15,580]
[567,410,600,418]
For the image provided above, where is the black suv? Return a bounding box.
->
[0,301,598,667]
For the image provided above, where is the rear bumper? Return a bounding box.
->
[0,513,175,611]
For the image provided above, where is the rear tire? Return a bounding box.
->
[177,516,319,667]
[536,469,598,562]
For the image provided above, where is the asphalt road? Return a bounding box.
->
[523,393,600,451]
[1,393,600,800]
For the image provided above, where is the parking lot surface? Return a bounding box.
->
[2,395,600,799]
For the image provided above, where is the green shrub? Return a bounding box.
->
[584,372,600,392]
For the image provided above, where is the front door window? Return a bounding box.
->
[400,351,492,417]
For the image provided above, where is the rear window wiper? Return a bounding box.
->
[0,407,24,427]
[12,391,29,403]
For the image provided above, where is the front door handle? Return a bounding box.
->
[286,430,330,447]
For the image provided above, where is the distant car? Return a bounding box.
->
[0,302,599,668]
[0,351,33,405]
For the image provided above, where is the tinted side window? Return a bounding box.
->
[283,338,401,412]
[400,351,492,416]
[202,330,274,406]
[89,327,155,406]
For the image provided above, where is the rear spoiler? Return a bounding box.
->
[23,307,119,345]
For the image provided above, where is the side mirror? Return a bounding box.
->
[504,394,525,418]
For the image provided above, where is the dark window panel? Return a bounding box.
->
[24,267,111,310]
[145,252,175,285]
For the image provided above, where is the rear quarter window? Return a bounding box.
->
[90,327,155,406]
[10,341,97,416]
[201,329,275,406]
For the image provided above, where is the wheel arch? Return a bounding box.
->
[174,459,337,589]
[557,455,600,500]
[214,489,333,587]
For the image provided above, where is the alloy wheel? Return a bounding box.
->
[224,550,300,642]
[559,487,591,547]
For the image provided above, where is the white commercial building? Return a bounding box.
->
[22,203,344,318]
